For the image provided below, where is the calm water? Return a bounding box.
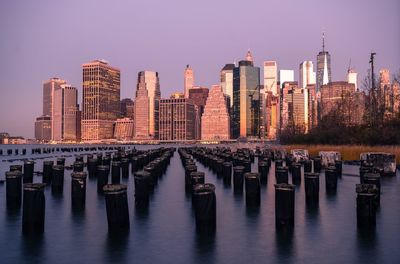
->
[1,145,400,264]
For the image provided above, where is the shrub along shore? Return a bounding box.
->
[281,145,400,163]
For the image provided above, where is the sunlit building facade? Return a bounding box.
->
[279,70,294,89]
[137,71,160,138]
[281,82,308,132]
[264,92,280,140]
[159,98,197,141]
[133,71,160,139]
[184,65,194,98]
[264,61,278,95]
[114,118,134,141]
[299,61,315,88]
[43,77,66,118]
[347,69,358,91]
[188,86,209,139]
[53,84,79,142]
[82,60,120,141]
[262,61,279,139]
[320,81,364,125]
[220,64,235,107]
[201,85,230,141]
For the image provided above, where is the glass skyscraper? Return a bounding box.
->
[316,34,332,92]
[232,51,260,139]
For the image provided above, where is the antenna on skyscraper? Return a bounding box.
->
[347,58,352,73]
[322,32,325,52]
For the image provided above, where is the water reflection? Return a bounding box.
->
[246,205,260,219]
[306,203,319,221]
[326,189,337,200]
[104,231,129,263]
[71,206,85,224]
[275,227,294,260]
[6,206,21,222]
[134,206,150,222]
[194,225,216,263]
[21,234,45,261]
[357,226,377,251]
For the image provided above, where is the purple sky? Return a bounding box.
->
[1,0,399,138]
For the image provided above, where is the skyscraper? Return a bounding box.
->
[379,68,392,114]
[134,71,161,139]
[188,86,209,115]
[34,115,51,142]
[281,82,309,132]
[299,61,315,88]
[279,70,294,89]
[264,61,278,95]
[201,85,230,140]
[316,33,332,92]
[220,64,235,107]
[232,51,261,138]
[82,60,120,141]
[42,77,66,118]
[159,98,197,141]
[262,61,278,139]
[52,84,79,142]
[120,98,134,118]
[347,69,358,91]
[264,92,280,140]
[184,65,194,98]
[188,86,209,139]
[39,77,66,141]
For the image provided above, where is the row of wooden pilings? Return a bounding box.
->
[4,147,175,235]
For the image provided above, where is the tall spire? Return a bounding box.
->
[322,32,325,52]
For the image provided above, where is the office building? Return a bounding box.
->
[299,61,315,88]
[264,61,278,95]
[279,70,294,89]
[347,69,358,91]
[34,115,51,142]
[120,98,134,118]
[43,78,66,117]
[262,61,278,139]
[221,63,235,107]
[281,82,308,132]
[134,71,160,139]
[82,60,120,141]
[52,84,79,142]
[307,84,318,130]
[114,118,134,141]
[316,33,332,92]
[232,51,261,138]
[188,86,209,115]
[184,65,194,98]
[188,86,209,139]
[320,81,364,125]
[201,85,230,141]
[263,91,280,140]
[159,98,197,141]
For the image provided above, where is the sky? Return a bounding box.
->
[0,0,399,138]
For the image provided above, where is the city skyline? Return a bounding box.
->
[0,0,399,137]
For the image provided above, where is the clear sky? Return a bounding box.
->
[0,0,399,138]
